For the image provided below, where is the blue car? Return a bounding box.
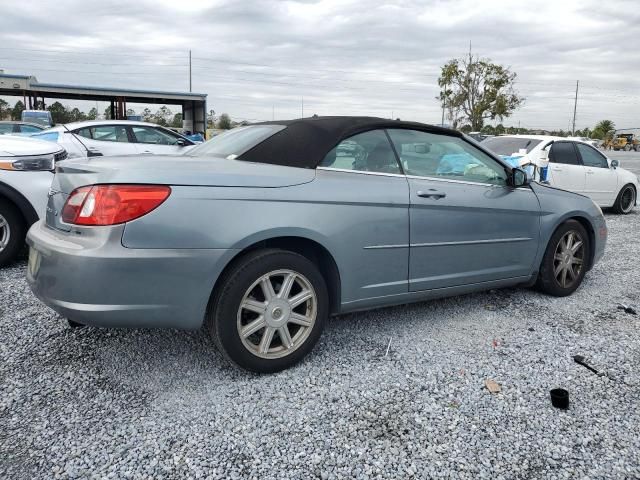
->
[26,117,607,372]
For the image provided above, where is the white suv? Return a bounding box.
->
[0,135,67,266]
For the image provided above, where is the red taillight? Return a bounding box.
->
[61,185,171,226]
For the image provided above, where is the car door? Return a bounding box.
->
[575,142,619,206]
[315,129,410,303]
[73,124,137,157]
[547,141,586,193]
[387,129,540,291]
[130,125,190,154]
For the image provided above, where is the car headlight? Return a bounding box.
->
[0,150,64,171]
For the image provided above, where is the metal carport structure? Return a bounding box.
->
[0,73,207,134]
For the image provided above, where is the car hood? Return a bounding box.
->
[0,135,63,156]
[54,154,317,192]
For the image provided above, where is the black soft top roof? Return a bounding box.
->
[237,116,462,169]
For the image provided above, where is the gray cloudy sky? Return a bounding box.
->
[1,0,639,130]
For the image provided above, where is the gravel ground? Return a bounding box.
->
[1,211,639,480]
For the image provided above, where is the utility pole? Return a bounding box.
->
[189,50,192,93]
[571,80,579,135]
[441,83,446,127]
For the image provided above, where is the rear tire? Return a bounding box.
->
[206,249,328,373]
[536,220,590,297]
[613,184,636,214]
[0,201,26,268]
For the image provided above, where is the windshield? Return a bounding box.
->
[186,125,285,158]
[22,111,52,126]
[482,137,542,156]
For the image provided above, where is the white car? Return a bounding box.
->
[31,120,196,158]
[0,135,67,266]
[483,135,638,213]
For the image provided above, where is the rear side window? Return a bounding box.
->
[131,126,182,145]
[549,142,580,165]
[576,143,608,168]
[0,124,15,134]
[187,125,285,158]
[320,129,401,174]
[75,125,130,143]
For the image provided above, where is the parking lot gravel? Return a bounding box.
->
[1,209,639,479]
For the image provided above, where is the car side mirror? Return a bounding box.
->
[176,138,186,146]
[611,159,619,169]
[510,167,529,188]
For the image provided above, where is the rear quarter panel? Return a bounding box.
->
[121,170,410,304]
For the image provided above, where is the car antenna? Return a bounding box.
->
[61,124,101,157]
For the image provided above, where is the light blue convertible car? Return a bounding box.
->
[26,117,607,372]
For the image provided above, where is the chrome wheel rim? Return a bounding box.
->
[237,269,317,359]
[621,187,636,213]
[553,231,585,289]
[0,213,10,253]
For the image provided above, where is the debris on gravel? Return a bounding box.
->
[1,212,639,479]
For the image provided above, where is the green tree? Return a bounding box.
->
[480,124,495,135]
[592,120,615,140]
[103,106,112,120]
[86,107,98,120]
[437,53,524,131]
[126,108,136,117]
[217,113,232,130]
[152,106,172,126]
[142,108,153,122]
[69,107,86,122]
[171,112,183,128]
[11,100,25,120]
[0,99,9,120]
[494,123,505,135]
[48,102,70,123]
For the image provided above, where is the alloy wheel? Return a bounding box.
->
[0,213,10,253]
[237,269,317,359]
[620,186,636,213]
[553,231,585,289]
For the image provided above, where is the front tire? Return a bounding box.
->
[536,220,590,297]
[206,249,328,373]
[613,184,636,214]
[0,201,26,267]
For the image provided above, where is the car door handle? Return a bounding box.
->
[586,170,595,174]
[417,190,446,199]
[551,166,563,171]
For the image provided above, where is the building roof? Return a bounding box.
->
[0,73,206,104]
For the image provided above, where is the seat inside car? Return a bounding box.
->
[116,127,128,142]
[366,143,398,173]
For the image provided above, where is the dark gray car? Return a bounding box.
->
[26,117,607,372]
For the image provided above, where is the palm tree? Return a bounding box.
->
[593,120,616,140]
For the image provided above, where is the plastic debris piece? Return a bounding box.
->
[485,379,501,394]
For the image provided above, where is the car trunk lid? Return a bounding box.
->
[45,154,316,231]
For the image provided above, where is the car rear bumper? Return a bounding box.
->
[26,221,237,329]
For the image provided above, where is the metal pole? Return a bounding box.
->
[301,97,304,118]
[571,80,578,135]
[189,50,192,93]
